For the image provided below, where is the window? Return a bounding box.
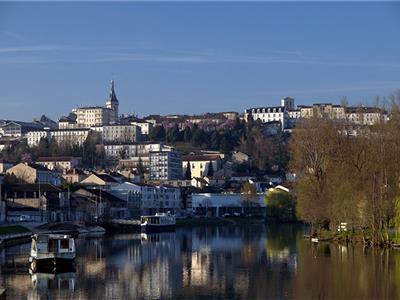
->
[60,239,69,249]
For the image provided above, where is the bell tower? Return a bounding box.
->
[105,80,119,123]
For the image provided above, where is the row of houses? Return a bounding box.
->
[0,173,183,223]
[244,97,387,131]
[0,180,287,223]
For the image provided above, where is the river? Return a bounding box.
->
[1,224,399,299]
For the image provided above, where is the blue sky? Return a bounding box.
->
[0,2,399,121]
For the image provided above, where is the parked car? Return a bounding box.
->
[19,215,32,222]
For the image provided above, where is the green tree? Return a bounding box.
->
[149,125,166,142]
[206,160,214,177]
[183,126,192,142]
[36,137,50,157]
[210,131,220,150]
[184,161,192,180]
[220,132,233,154]
[265,188,296,222]
[167,124,181,143]
[191,128,206,147]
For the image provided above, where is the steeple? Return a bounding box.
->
[109,80,118,104]
[105,80,119,124]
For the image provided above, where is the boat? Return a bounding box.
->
[311,237,332,243]
[140,212,176,232]
[29,233,76,272]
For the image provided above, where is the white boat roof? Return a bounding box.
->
[34,233,74,240]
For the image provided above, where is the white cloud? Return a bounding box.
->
[0,45,60,53]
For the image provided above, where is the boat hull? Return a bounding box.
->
[29,257,75,272]
[141,224,176,233]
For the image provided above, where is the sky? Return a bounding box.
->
[0,2,399,121]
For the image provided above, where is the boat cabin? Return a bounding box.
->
[140,213,175,226]
[30,233,76,268]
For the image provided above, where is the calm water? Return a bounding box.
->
[1,224,400,299]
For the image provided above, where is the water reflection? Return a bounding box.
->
[1,224,400,299]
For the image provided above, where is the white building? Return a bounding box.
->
[6,162,63,185]
[102,124,141,143]
[245,97,386,130]
[110,182,182,216]
[130,120,153,136]
[346,107,384,125]
[149,149,182,181]
[182,154,222,179]
[244,97,295,130]
[70,81,119,128]
[36,156,82,171]
[104,142,165,159]
[244,106,286,128]
[0,121,44,138]
[27,129,91,147]
[191,193,265,217]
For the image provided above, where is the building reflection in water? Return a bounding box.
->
[2,224,400,299]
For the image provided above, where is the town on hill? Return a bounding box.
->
[1,81,399,246]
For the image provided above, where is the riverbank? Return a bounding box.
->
[304,229,400,248]
[0,225,30,235]
[0,225,32,249]
[0,222,106,249]
[176,217,265,227]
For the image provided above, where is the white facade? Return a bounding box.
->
[191,193,265,217]
[130,121,153,135]
[104,143,165,159]
[27,129,90,147]
[27,131,49,146]
[36,157,82,171]
[182,155,221,179]
[245,98,386,130]
[346,108,383,125]
[244,106,287,130]
[103,125,141,143]
[69,81,119,128]
[110,182,182,215]
[72,106,116,127]
[149,149,182,181]
[0,121,44,138]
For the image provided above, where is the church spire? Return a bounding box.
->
[109,80,118,103]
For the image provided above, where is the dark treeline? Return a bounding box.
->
[289,94,400,245]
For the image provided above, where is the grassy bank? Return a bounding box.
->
[307,229,400,247]
[0,225,31,236]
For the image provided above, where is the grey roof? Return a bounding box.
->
[3,183,62,193]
